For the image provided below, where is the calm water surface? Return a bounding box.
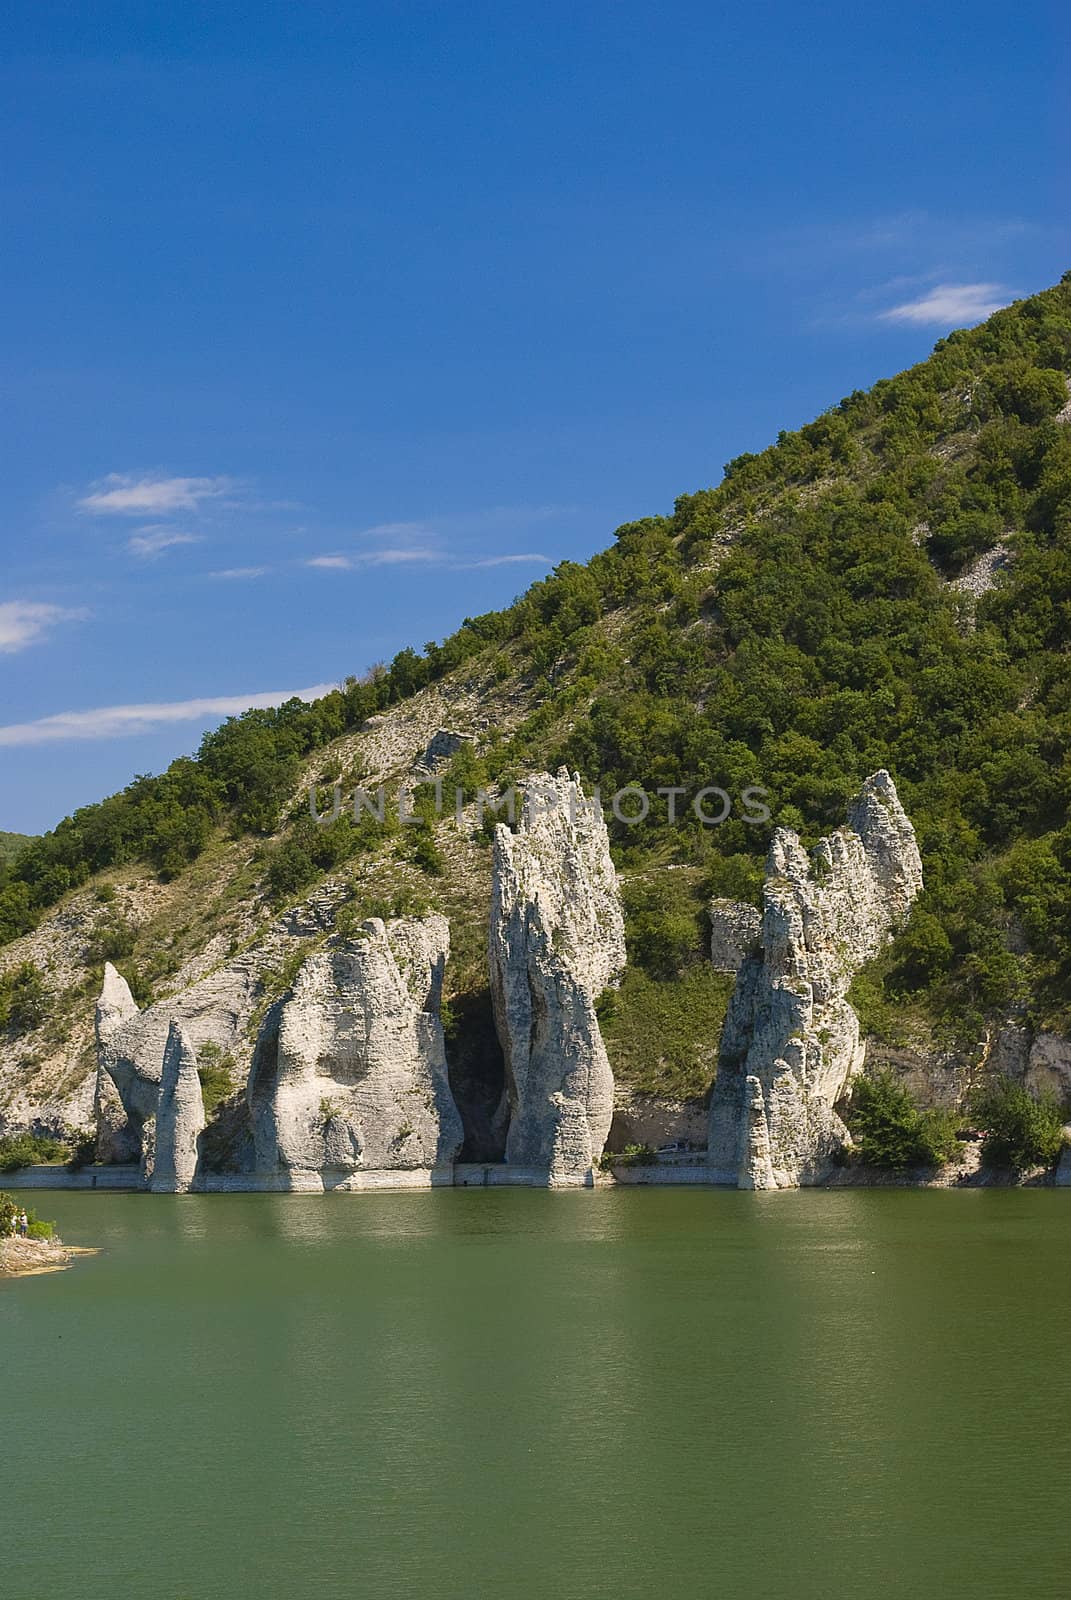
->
[2,1188,1069,1600]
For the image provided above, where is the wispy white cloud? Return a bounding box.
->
[306,547,441,570]
[462,552,552,569]
[0,601,85,654]
[878,282,1011,327]
[209,566,271,580]
[360,547,440,566]
[78,473,235,516]
[126,526,202,558]
[0,684,338,746]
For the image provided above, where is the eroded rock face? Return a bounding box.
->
[248,915,462,1184]
[709,899,762,972]
[1056,1136,1071,1188]
[95,955,263,1157]
[709,770,923,1189]
[151,1021,206,1193]
[1024,1034,1071,1103]
[93,1061,138,1165]
[489,770,626,1182]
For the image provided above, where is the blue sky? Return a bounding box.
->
[1,0,1067,833]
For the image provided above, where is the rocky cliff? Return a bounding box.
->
[247,914,463,1187]
[708,770,924,1188]
[489,770,626,1183]
[95,955,259,1163]
[151,1021,206,1193]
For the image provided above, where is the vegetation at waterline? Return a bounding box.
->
[0,1191,55,1240]
[2,275,1071,1079]
[0,1129,95,1174]
[842,1069,1069,1173]
[598,1144,657,1170]
[969,1077,1067,1170]
[843,1071,962,1168]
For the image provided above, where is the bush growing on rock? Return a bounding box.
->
[598,1144,657,1169]
[844,1071,961,1168]
[969,1077,1066,1170]
[0,961,49,1033]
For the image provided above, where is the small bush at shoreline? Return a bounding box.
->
[844,1071,962,1169]
[969,1078,1067,1171]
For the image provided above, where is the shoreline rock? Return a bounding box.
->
[248,914,463,1182]
[0,1234,71,1277]
[489,770,626,1183]
[709,770,924,1189]
[151,1021,207,1194]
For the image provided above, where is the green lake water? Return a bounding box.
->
[2,1188,1069,1600]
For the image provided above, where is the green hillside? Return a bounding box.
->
[3,271,1071,1072]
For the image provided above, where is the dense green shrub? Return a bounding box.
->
[969,1077,1067,1170]
[598,1143,657,1170]
[0,1131,67,1172]
[621,875,708,980]
[65,1130,98,1171]
[0,962,49,1033]
[84,917,136,964]
[0,1193,52,1240]
[196,1043,237,1115]
[844,1071,961,1168]
[410,830,445,876]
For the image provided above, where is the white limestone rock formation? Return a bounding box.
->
[95,955,263,1159]
[93,963,143,1162]
[489,769,626,1183]
[1056,1136,1071,1188]
[709,770,923,1189]
[96,959,140,1039]
[151,1021,206,1193]
[93,1060,138,1165]
[709,899,763,972]
[247,914,462,1185]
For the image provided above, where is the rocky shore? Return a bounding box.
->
[0,1234,72,1278]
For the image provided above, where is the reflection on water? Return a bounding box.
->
[2,1189,1070,1600]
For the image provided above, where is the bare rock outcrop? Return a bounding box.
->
[1056,1136,1071,1188]
[709,770,923,1188]
[95,955,263,1158]
[93,1060,138,1164]
[93,962,143,1161]
[248,914,462,1185]
[489,770,626,1183]
[151,1021,206,1193]
[709,899,762,972]
[414,727,471,773]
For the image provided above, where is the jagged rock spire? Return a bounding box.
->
[95,961,139,1042]
[151,1021,206,1193]
[709,770,923,1189]
[489,769,626,1183]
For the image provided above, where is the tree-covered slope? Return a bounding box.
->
[0,834,33,870]
[3,272,1071,1097]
